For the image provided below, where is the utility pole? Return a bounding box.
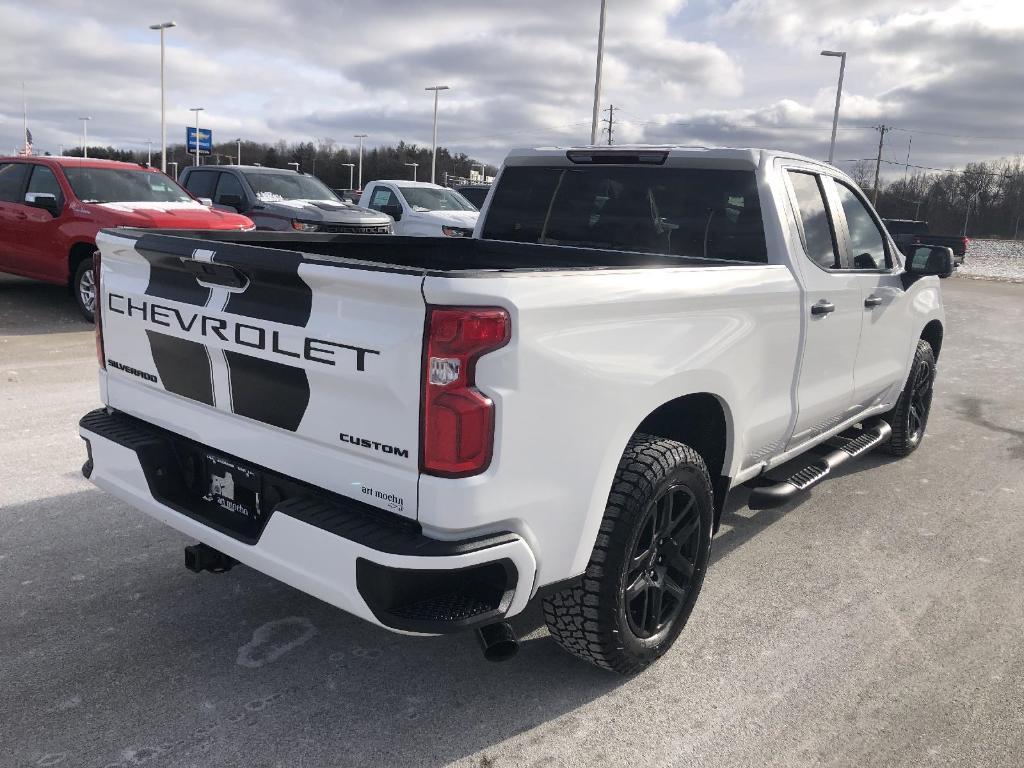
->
[354,134,367,189]
[590,0,608,145]
[602,104,615,145]
[872,124,888,206]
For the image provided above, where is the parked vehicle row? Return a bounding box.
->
[0,157,254,320]
[80,145,952,673]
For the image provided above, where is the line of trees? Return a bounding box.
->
[849,156,1024,240]
[61,138,497,189]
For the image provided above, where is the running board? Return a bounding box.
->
[747,420,892,510]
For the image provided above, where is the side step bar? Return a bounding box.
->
[748,420,892,510]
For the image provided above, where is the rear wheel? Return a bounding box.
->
[882,339,935,457]
[542,434,714,674]
[72,257,96,322]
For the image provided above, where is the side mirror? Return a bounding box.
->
[218,194,246,212]
[903,245,954,286]
[198,197,214,207]
[25,192,60,217]
[381,203,403,222]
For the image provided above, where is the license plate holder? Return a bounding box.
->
[200,453,264,536]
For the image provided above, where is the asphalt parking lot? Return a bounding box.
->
[1,273,1022,768]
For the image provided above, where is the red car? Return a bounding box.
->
[0,156,254,321]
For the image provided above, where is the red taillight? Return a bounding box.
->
[421,306,510,477]
[93,250,105,369]
[962,237,970,248]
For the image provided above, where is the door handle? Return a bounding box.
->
[810,300,835,316]
[864,294,883,308]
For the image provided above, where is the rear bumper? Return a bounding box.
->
[79,408,536,635]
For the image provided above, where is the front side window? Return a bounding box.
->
[367,187,395,210]
[396,186,475,212]
[835,182,889,270]
[64,168,192,204]
[214,172,246,205]
[787,171,839,269]
[183,170,218,199]
[27,165,63,200]
[0,163,30,203]
[481,165,767,261]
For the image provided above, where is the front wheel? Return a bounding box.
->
[73,257,96,323]
[542,434,714,674]
[882,339,936,457]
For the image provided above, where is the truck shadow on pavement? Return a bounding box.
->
[3,489,621,768]
[0,274,87,336]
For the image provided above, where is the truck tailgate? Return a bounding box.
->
[96,230,425,519]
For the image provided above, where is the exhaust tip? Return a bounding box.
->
[476,621,519,662]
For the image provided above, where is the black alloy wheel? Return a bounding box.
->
[624,484,701,640]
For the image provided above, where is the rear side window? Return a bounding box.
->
[787,171,839,269]
[183,170,218,199]
[481,166,767,262]
[0,163,30,203]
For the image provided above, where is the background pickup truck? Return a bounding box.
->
[360,179,479,237]
[80,146,952,674]
[883,218,968,265]
[179,165,392,235]
[0,156,253,321]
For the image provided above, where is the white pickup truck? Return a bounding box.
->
[360,179,479,237]
[80,146,951,673]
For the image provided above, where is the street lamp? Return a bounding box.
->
[341,163,355,189]
[353,133,367,189]
[78,116,91,158]
[590,0,608,145]
[168,161,178,180]
[404,162,419,182]
[235,138,242,165]
[149,21,176,173]
[820,50,846,165]
[189,107,203,166]
[287,162,300,172]
[424,85,450,184]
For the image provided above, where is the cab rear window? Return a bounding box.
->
[481,165,767,262]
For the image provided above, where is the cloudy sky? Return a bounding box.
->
[1,0,1022,178]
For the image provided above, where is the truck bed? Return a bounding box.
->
[121,229,761,275]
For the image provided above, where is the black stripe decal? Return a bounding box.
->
[146,330,215,406]
[223,350,310,431]
[134,234,312,327]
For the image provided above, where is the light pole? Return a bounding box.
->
[353,133,367,188]
[424,85,450,184]
[149,22,176,173]
[168,161,178,180]
[287,162,300,172]
[146,140,153,166]
[404,162,419,181]
[820,50,846,165]
[78,116,91,158]
[342,163,355,189]
[235,138,242,165]
[189,107,203,166]
[590,0,608,145]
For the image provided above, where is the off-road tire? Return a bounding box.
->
[542,433,714,674]
[882,339,936,457]
[72,257,96,323]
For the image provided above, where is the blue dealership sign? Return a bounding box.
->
[187,126,212,155]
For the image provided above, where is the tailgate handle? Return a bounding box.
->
[180,260,250,292]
